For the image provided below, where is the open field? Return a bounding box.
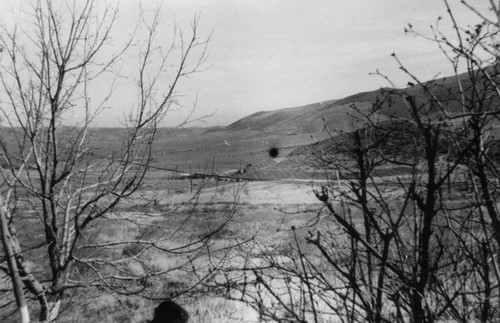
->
[2,112,499,322]
[0,166,330,322]
[58,179,327,323]
[2,117,498,322]
[57,167,488,323]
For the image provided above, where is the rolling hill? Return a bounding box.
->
[224,70,493,136]
[216,68,500,178]
[2,68,497,178]
[225,65,500,137]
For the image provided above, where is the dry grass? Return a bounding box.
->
[0,167,330,323]
[46,179,322,323]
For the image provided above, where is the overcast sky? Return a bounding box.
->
[0,1,481,127]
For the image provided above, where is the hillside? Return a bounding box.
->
[224,67,499,137]
[1,68,497,177]
[226,98,381,135]
[222,68,500,179]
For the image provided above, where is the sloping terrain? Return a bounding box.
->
[223,68,500,180]
[226,98,382,135]
[2,68,497,178]
[225,66,500,137]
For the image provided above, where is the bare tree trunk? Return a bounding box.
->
[0,196,30,323]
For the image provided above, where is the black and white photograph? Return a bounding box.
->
[0,1,499,322]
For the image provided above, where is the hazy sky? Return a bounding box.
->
[0,1,481,127]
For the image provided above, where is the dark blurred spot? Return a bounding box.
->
[269,147,279,158]
[151,300,189,323]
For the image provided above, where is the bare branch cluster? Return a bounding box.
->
[211,1,500,322]
[0,1,216,322]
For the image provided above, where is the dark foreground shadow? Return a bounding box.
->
[151,300,189,323]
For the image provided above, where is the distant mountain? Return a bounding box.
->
[221,68,500,178]
[223,88,399,135]
[224,68,497,136]
[226,98,378,135]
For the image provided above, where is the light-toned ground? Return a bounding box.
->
[144,181,323,206]
[50,179,327,323]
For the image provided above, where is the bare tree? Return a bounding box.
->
[213,1,500,322]
[0,1,221,322]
